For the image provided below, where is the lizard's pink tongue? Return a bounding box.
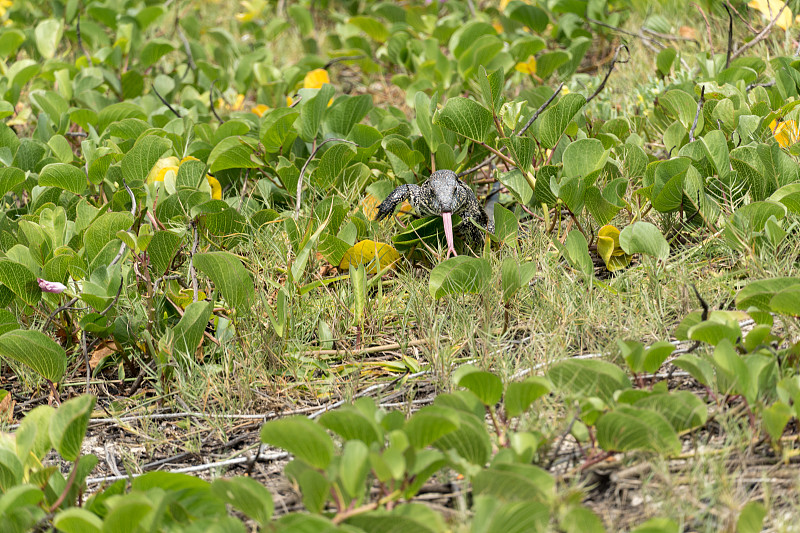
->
[442,212,457,257]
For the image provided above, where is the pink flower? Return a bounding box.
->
[37,278,67,293]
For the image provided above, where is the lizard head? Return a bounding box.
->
[428,170,461,213]
[427,170,461,257]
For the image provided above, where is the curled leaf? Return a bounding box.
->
[146,157,180,184]
[339,240,400,274]
[747,0,792,31]
[596,225,633,272]
[770,119,800,148]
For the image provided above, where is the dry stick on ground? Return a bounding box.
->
[293,138,358,217]
[731,0,790,60]
[299,338,433,357]
[689,86,705,143]
[151,85,181,118]
[642,27,699,45]
[585,45,629,105]
[691,3,715,55]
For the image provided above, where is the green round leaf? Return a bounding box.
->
[0,329,66,383]
[429,257,491,299]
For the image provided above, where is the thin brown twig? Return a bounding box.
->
[586,18,665,47]
[299,338,432,357]
[586,45,629,105]
[209,79,224,124]
[49,453,81,511]
[177,25,197,72]
[516,82,565,136]
[642,27,699,44]
[689,86,705,142]
[731,0,790,60]
[691,3,714,55]
[724,0,759,34]
[151,84,181,118]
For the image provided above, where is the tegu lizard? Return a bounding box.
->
[375,170,493,257]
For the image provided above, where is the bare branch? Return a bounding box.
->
[209,79,224,124]
[689,86,705,143]
[586,45,629,105]
[151,84,181,118]
[517,82,565,136]
[731,0,790,60]
[691,3,714,55]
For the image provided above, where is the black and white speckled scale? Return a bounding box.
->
[375,170,494,255]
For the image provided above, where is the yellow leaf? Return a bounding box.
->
[232,94,245,111]
[339,240,400,274]
[252,104,270,117]
[515,55,537,75]
[493,21,504,33]
[170,288,207,309]
[596,225,633,272]
[771,119,800,148]
[207,174,222,200]
[146,157,180,184]
[361,194,380,219]
[304,68,331,89]
[180,156,200,165]
[748,0,793,30]
[236,0,265,22]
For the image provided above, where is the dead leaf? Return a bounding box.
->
[90,343,116,370]
[339,240,401,274]
[679,26,697,40]
[0,391,13,424]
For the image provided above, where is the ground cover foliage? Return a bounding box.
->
[5,0,800,530]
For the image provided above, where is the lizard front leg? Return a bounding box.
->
[454,183,493,250]
[375,184,422,221]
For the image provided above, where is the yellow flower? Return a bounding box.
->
[304,68,330,89]
[515,55,537,75]
[252,104,270,117]
[770,119,800,148]
[493,21,503,33]
[235,0,265,22]
[286,95,294,107]
[216,94,246,112]
[206,174,222,200]
[146,157,180,184]
[561,85,570,95]
[500,0,531,10]
[748,0,793,30]
[0,0,12,17]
